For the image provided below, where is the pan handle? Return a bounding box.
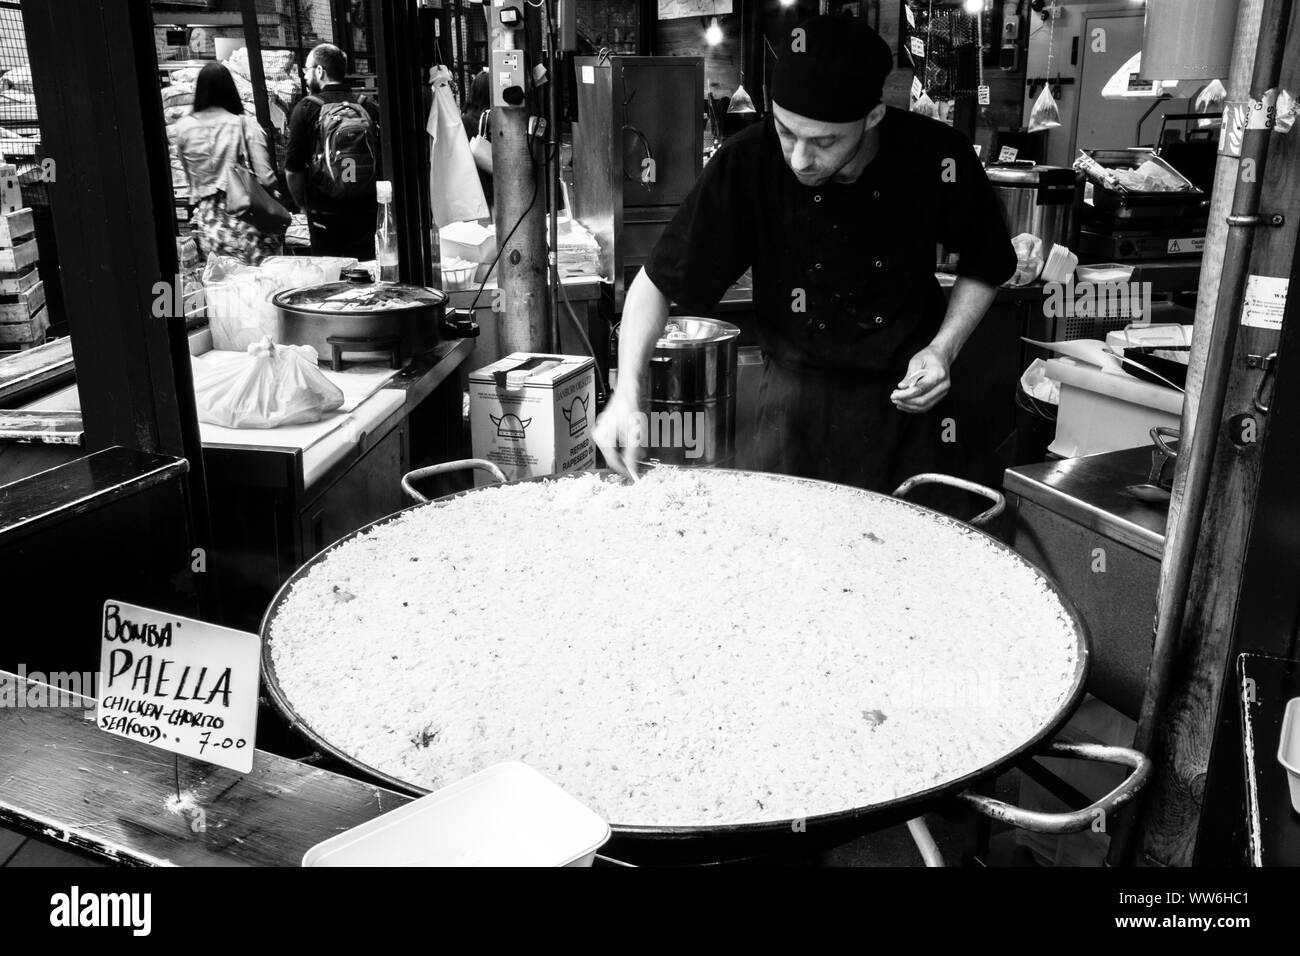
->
[401,458,507,503]
[891,472,1007,528]
[957,742,1152,834]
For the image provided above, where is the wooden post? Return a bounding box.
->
[372,0,437,287]
[23,0,211,531]
[488,0,551,354]
[1114,0,1300,866]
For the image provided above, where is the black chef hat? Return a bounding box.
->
[770,15,894,123]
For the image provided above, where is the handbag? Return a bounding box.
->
[227,120,292,233]
[469,109,493,174]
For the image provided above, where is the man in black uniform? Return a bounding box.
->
[594,16,1015,494]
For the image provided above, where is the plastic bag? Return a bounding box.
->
[1020,358,1059,406]
[1028,85,1061,133]
[911,89,938,119]
[259,256,328,291]
[202,255,279,351]
[195,337,344,429]
[1005,232,1044,287]
[427,66,488,227]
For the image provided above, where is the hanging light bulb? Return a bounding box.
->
[705,18,724,46]
[963,0,985,12]
[779,0,797,6]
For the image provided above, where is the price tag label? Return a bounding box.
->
[581,65,595,84]
[910,36,925,58]
[1242,275,1289,330]
[998,145,1019,162]
[905,4,916,26]
[977,85,991,106]
[96,601,261,773]
[911,76,923,100]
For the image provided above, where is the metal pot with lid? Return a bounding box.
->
[984,162,1082,264]
[272,268,455,371]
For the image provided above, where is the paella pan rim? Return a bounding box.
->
[259,467,1092,842]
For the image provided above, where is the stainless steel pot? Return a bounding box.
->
[272,269,447,370]
[985,162,1081,263]
[647,317,740,467]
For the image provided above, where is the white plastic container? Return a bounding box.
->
[439,219,497,282]
[1278,698,1300,814]
[302,763,610,867]
[1045,356,1183,457]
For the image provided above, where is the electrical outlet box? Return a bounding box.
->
[491,49,527,107]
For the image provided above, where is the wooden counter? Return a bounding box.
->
[0,670,410,867]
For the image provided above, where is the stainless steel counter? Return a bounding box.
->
[1005,447,1168,718]
[1005,447,1168,560]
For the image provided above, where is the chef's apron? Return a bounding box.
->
[744,355,956,495]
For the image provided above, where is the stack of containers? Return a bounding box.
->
[0,170,47,352]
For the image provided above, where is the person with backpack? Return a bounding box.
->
[285,44,381,260]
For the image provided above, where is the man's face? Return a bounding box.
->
[772,103,874,187]
[304,58,325,93]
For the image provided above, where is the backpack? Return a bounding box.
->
[307,94,379,200]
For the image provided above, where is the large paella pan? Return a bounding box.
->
[260,463,1148,865]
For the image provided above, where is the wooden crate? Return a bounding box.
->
[0,209,34,248]
[0,281,44,322]
[0,306,48,348]
[0,237,39,274]
[0,265,40,296]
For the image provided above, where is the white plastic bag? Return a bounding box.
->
[1020,358,1060,406]
[258,257,328,290]
[202,255,281,351]
[1005,232,1045,287]
[195,337,345,429]
[427,66,488,227]
[911,89,938,119]
[1028,84,1061,133]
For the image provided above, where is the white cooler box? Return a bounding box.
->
[1045,357,1183,458]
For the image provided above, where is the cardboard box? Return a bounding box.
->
[470,353,596,485]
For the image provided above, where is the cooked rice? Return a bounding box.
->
[269,469,1080,827]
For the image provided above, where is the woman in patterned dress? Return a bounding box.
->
[173,63,283,264]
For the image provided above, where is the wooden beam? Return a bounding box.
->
[240,0,274,134]
[1118,0,1300,867]
[372,0,437,288]
[22,0,213,575]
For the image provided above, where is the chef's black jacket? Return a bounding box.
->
[645,107,1016,377]
[642,108,1016,497]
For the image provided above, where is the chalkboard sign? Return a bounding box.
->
[95,601,261,773]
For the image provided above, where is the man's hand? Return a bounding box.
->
[890,346,952,413]
[593,389,647,479]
